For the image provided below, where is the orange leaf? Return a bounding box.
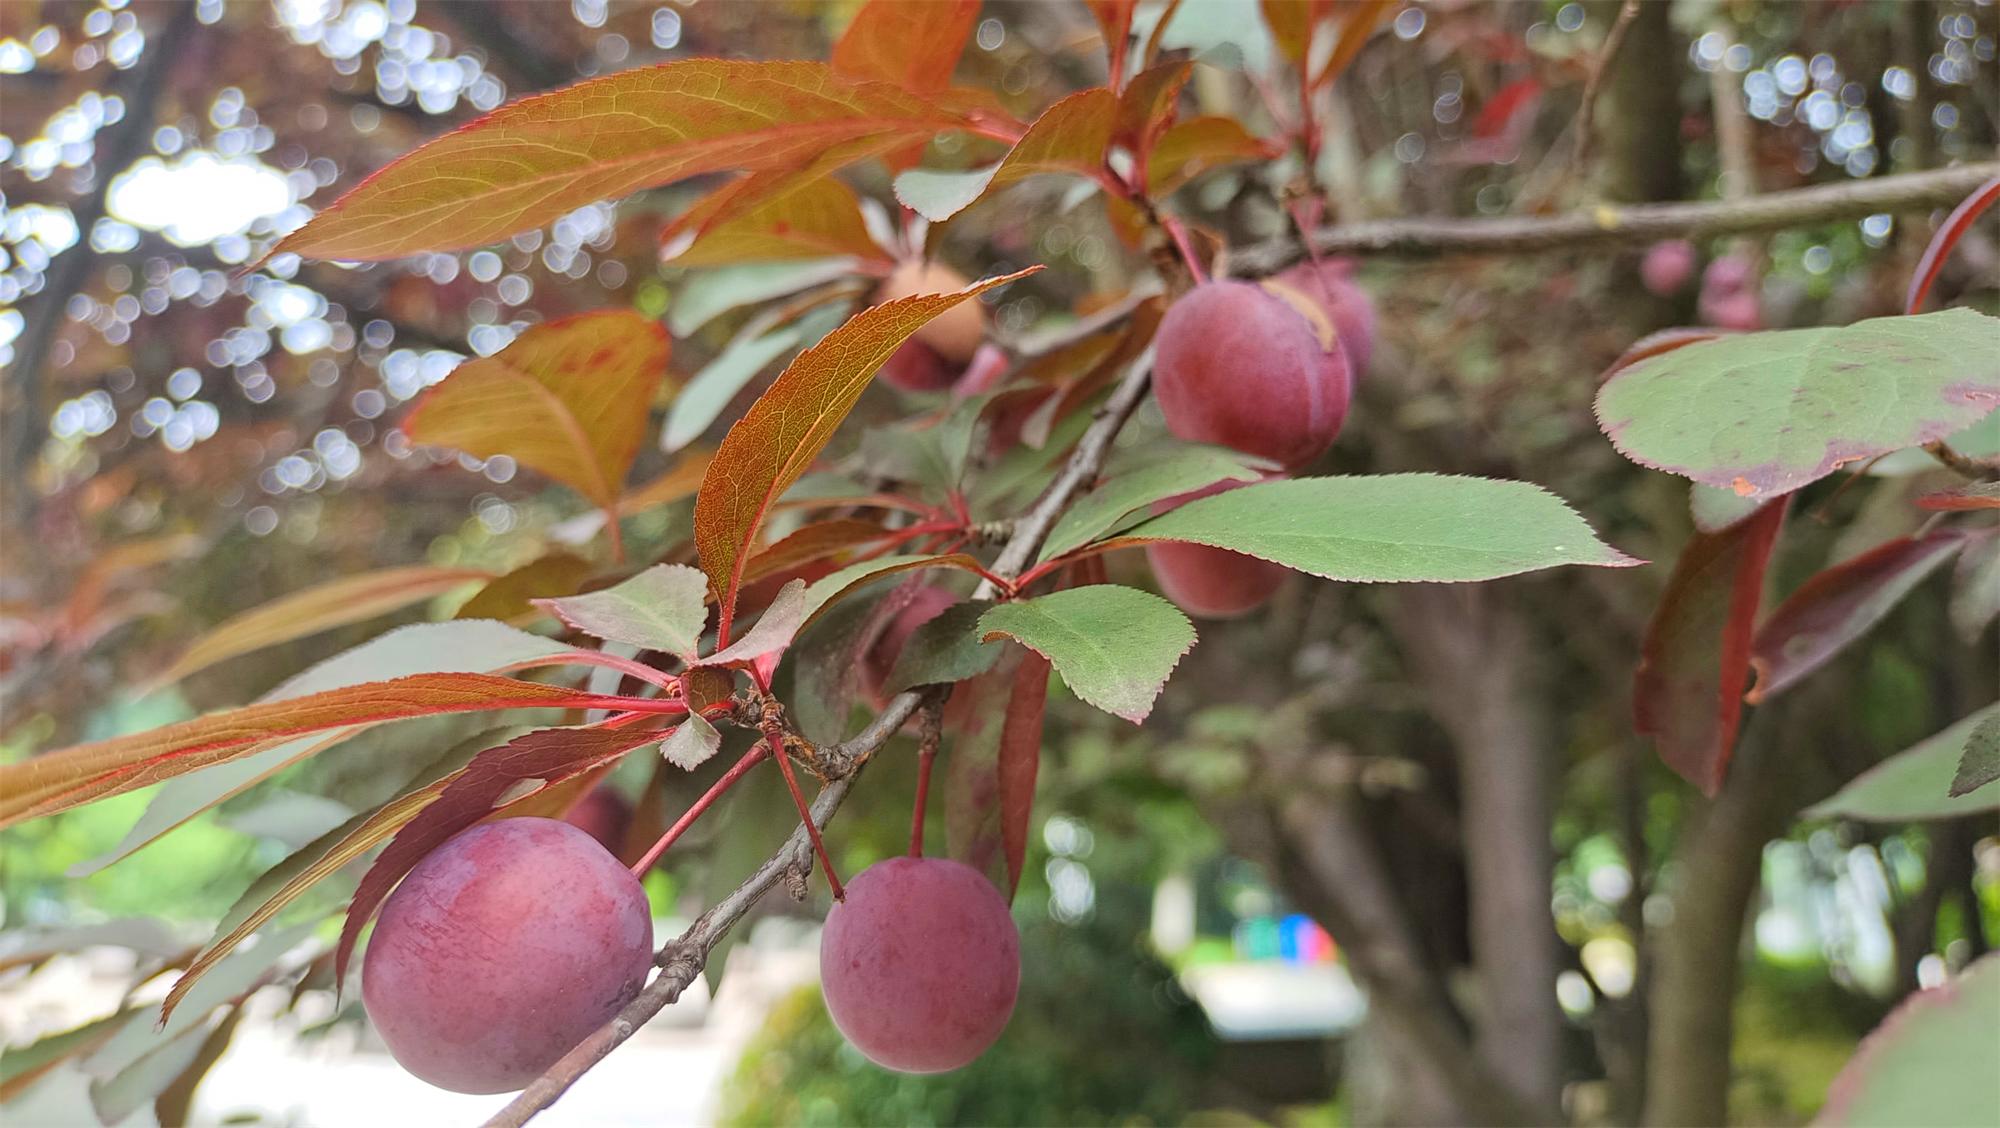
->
[403,310,669,513]
[660,172,890,268]
[1146,116,1279,197]
[270,59,983,262]
[1313,0,1393,90]
[617,445,713,515]
[1260,0,1330,71]
[334,724,667,985]
[894,88,1118,221]
[694,267,1040,640]
[0,674,672,827]
[151,566,494,688]
[1113,61,1192,166]
[833,0,980,96]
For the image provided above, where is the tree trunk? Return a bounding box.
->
[1598,0,1684,205]
[1389,585,1565,1115]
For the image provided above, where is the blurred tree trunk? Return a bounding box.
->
[1388,585,1564,1115]
[1598,0,1684,205]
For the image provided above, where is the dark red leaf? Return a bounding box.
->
[1635,496,1790,796]
[1748,528,1975,703]
[998,652,1051,900]
[1906,175,2000,315]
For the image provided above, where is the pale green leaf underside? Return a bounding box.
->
[1117,474,1638,581]
[661,714,723,770]
[1596,309,2000,497]
[1817,953,2000,1126]
[1806,705,2000,822]
[541,564,709,657]
[979,584,1194,723]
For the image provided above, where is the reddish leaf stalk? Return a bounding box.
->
[629,743,771,874]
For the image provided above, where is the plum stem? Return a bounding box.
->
[908,700,944,857]
[628,742,769,875]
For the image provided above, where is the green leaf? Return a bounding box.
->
[1948,710,2000,799]
[87,1023,213,1126]
[884,602,1001,694]
[666,260,857,338]
[698,580,809,668]
[1595,309,2000,497]
[1818,953,2000,1127]
[661,325,802,453]
[978,585,1194,722]
[661,713,722,770]
[1806,705,2000,822]
[539,564,709,658]
[1038,445,1264,562]
[1113,474,1639,581]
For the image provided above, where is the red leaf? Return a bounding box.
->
[1634,497,1790,796]
[1906,174,2000,315]
[832,0,980,96]
[740,518,894,588]
[895,88,1119,221]
[1469,76,1544,141]
[694,268,1038,641]
[334,724,667,986]
[0,674,672,827]
[1748,528,1975,703]
[270,60,984,262]
[999,652,1051,900]
[1597,327,1725,385]
[943,646,1047,896]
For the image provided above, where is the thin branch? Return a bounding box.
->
[1231,162,2000,269]
[1567,0,1642,181]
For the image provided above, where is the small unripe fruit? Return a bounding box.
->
[1270,258,1377,376]
[1144,479,1287,619]
[1640,240,1697,297]
[880,259,986,363]
[361,818,653,1094]
[820,856,1020,1074]
[563,785,632,856]
[1153,280,1350,470]
[860,586,959,706]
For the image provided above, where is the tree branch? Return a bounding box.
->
[1232,162,1999,269]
